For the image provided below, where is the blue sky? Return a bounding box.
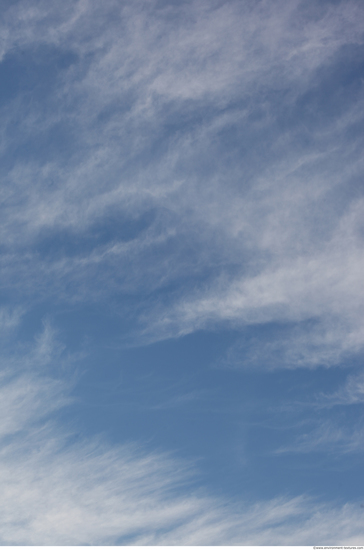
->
[0,0,364,544]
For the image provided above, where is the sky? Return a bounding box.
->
[0,0,364,545]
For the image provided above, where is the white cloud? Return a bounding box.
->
[276,420,364,456]
[0,0,363,364]
[134,497,364,546]
[0,2,363,543]
[0,326,363,545]
[318,371,364,406]
[0,0,362,236]
[149,194,364,361]
[0,307,23,331]
[215,321,364,372]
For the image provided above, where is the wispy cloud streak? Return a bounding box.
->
[0,327,362,545]
[0,1,362,360]
[0,2,363,541]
